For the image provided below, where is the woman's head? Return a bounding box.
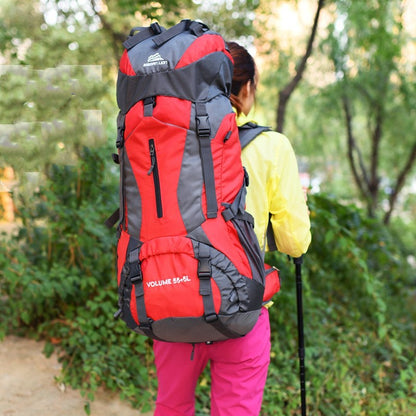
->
[226,41,258,116]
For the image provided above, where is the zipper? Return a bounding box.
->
[148,139,163,218]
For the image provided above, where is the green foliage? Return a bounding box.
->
[319,0,416,220]
[1,169,415,414]
[0,66,106,176]
[0,146,117,332]
[0,145,159,411]
[262,194,416,415]
[1,1,415,414]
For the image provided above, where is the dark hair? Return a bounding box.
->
[226,41,256,115]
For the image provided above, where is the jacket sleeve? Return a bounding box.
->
[267,134,311,258]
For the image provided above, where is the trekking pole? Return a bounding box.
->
[294,256,307,416]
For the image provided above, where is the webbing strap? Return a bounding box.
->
[238,122,271,149]
[266,214,278,251]
[105,208,119,228]
[128,249,153,337]
[143,96,155,117]
[198,245,242,339]
[123,23,163,50]
[238,123,278,251]
[196,103,217,219]
[153,19,189,47]
[221,172,251,223]
[198,248,217,323]
[152,20,208,47]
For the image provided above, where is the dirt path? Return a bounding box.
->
[0,336,153,416]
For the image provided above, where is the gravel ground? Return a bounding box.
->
[0,336,153,416]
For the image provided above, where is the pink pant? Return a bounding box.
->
[153,308,271,416]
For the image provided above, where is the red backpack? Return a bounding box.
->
[109,20,279,343]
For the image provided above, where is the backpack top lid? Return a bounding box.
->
[117,20,234,115]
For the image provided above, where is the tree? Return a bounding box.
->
[276,0,325,133]
[0,0,108,184]
[325,0,416,223]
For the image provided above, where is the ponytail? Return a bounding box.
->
[226,41,256,115]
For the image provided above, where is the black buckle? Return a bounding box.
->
[129,262,142,283]
[150,22,162,35]
[116,132,124,149]
[196,115,211,137]
[198,257,211,279]
[243,167,249,186]
[112,153,120,164]
[205,313,218,323]
[139,321,152,331]
[143,96,155,106]
[130,273,142,284]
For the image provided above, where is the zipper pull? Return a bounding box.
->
[190,343,195,361]
[148,141,156,175]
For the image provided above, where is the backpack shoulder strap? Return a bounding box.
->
[238,122,278,251]
[238,122,271,149]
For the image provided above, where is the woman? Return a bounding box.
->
[152,41,311,416]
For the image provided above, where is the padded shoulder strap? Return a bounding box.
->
[238,122,271,149]
[239,122,278,251]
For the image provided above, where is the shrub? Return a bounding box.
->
[262,194,416,415]
[1,169,415,415]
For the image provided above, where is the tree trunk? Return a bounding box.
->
[89,0,127,63]
[384,142,416,224]
[342,95,371,203]
[276,0,325,133]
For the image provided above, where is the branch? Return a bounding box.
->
[368,106,383,205]
[276,0,325,132]
[384,141,416,224]
[342,95,371,200]
[90,0,126,63]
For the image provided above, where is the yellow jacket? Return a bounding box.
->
[237,111,311,258]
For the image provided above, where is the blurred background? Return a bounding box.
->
[0,1,415,415]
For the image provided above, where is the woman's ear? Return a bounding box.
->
[240,80,251,99]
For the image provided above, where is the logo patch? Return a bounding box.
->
[143,53,168,67]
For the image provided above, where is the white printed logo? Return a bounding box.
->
[147,53,164,62]
[146,275,191,288]
[143,53,168,67]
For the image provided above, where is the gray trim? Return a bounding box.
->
[192,241,264,315]
[146,311,261,343]
[127,28,220,74]
[187,226,212,245]
[230,216,265,287]
[117,52,233,114]
[123,150,142,239]
[205,94,234,140]
[196,102,217,218]
[177,105,205,232]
